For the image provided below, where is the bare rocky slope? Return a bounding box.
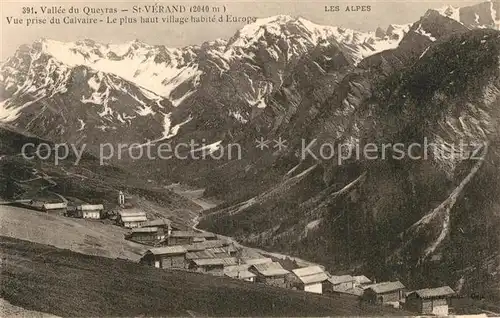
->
[199,28,500,302]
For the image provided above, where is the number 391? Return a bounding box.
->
[22,7,36,14]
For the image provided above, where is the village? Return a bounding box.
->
[12,190,462,317]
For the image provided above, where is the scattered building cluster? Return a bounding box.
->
[117,209,148,228]
[21,190,146,224]
[27,199,104,219]
[68,204,104,219]
[140,239,239,276]
[405,286,456,316]
[19,190,458,316]
[290,265,328,293]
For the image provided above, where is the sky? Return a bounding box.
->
[0,0,482,60]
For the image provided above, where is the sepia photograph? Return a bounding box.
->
[0,0,499,316]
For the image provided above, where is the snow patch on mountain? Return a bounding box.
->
[192,140,223,155]
[161,113,193,140]
[39,39,201,103]
[0,100,19,121]
[415,23,437,41]
[436,5,462,23]
[135,105,155,116]
[77,119,86,132]
[0,96,45,122]
[229,110,248,123]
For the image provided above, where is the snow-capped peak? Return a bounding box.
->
[230,15,370,47]
[431,1,500,30]
[436,5,461,22]
[226,15,409,64]
[26,38,202,102]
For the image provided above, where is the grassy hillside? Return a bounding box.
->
[0,236,407,317]
[0,125,202,226]
[0,298,59,318]
[0,205,146,260]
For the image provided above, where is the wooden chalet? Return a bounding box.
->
[180,239,231,252]
[224,264,256,282]
[142,218,172,238]
[185,249,218,261]
[206,245,238,258]
[205,247,230,258]
[353,275,372,287]
[167,231,217,246]
[249,262,290,288]
[405,286,455,316]
[117,209,147,228]
[189,257,238,276]
[42,202,67,215]
[290,266,329,294]
[361,281,406,308]
[127,227,164,244]
[75,204,103,219]
[140,246,188,269]
[240,257,273,266]
[193,237,206,243]
[323,275,356,294]
[29,200,45,210]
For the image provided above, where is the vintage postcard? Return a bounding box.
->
[1,0,499,316]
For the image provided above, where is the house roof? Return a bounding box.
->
[185,250,217,260]
[121,215,148,222]
[169,231,217,238]
[131,227,159,233]
[142,219,171,227]
[207,247,229,254]
[366,281,405,294]
[118,209,146,217]
[147,246,187,256]
[183,240,231,251]
[292,266,328,285]
[251,262,290,277]
[409,286,455,299]
[225,270,256,279]
[241,258,273,265]
[354,275,372,285]
[292,266,324,277]
[277,258,299,271]
[300,272,329,284]
[43,203,67,210]
[196,232,217,238]
[170,231,201,238]
[192,257,237,266]
[328,275,355,285]
[224,264,251,273]
[340,287,365,296]
[77,204,104,211]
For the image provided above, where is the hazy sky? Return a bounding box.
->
[0,0,481,60]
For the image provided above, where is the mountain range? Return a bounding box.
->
[1,0,500,303]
